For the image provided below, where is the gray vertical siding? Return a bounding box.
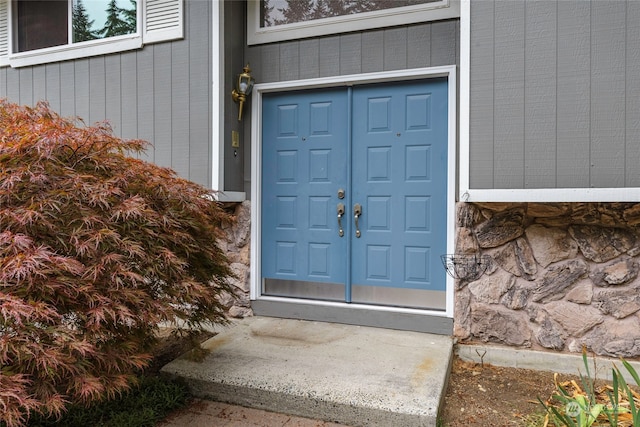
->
[524,1,556,188]
[44,64,61,111]
[105,56,121,130]
[299,39,320,79]
[75,60,90,122]
[89,57,107,124]
[60,62,75,117]
[247,20,460,84]
[153,43,173,169]
[187,1,211,187]
[361,32,384,72]
[0,0,213,189]
[469,0,494,189]
[556,0,590,188]
[339,34,361,75]
[493,1,524,189]
[470,0,640,190]
[223,0,247,193]
[136,46,154,164]
[120,54,138,139]
[591,1,626,188]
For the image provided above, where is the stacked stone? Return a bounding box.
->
[455,202,640,358]
[218,201,253,318]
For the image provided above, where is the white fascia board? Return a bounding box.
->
[8,36,142,68]
[461,188,640,203]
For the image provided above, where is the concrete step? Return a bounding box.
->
[161,317,453,427]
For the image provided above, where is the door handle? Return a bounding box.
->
[353,203,362,238]
[337,203,345,237]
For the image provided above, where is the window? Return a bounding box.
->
[261,0,439,27]
[14,0,136,53]
[248,0,460,45]
[15,1,68,52]
[0,0,183,67]
[72,0,137,43]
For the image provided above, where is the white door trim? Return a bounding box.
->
[211,0,224,192]
[250,66,457,318]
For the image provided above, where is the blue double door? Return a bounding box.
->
[261,79,448,310]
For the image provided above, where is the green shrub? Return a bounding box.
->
[0,101,234,426]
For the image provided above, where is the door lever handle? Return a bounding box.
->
[353,203,362,238]
[337,203,345,237]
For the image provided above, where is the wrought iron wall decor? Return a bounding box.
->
[441,254,491,282]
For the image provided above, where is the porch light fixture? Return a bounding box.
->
[231,64,255,121]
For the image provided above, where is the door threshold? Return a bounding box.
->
[251,297,453,335]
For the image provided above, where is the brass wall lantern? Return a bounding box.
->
[231,64,255,121]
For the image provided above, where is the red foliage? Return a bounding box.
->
[0,101,234,426]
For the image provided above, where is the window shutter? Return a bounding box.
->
[0,0,8,66]
[143,0,184,44]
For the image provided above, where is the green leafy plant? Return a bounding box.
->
[540,391,604,427]
[606,359,640,426]
[0,101,235,427]
[539,348,640,427]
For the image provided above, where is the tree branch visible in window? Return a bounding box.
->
[73,0,98,42]
[121,0,137,32]
[99,0,134,38]
[274,0,313,26]
[261,0,274,27]
[262,0,439,27]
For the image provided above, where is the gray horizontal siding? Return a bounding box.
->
[246,19,460,84]
[0,0,212,189]
[470,0,640,190]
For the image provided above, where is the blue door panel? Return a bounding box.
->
[261,78,448,307]
[262,89,349,286]
[350,79,448,293]
[405,247,430,283]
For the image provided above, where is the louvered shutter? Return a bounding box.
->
[143,0,184,44]
[0,0,8,66]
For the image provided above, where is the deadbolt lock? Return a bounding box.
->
[337,189,345,199]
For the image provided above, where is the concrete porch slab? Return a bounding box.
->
[161,316,453,427]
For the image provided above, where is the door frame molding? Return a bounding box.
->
[250,65,457,318]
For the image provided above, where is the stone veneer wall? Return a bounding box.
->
[217,201,253,318]
[212,200,640,356]
[455,202,640,358]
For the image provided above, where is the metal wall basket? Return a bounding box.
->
[440,254,491,281]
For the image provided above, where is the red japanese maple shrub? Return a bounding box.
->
[0,101,234,427]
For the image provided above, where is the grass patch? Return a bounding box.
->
[26,375,190,427]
